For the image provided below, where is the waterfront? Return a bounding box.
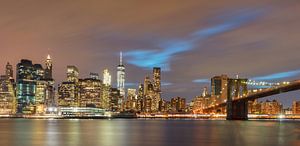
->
[0,119,299,146]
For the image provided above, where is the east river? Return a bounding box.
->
[0,119,299,146]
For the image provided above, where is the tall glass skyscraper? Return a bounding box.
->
[16,59,38,113]
[117,52,125,97]
[16,56,55,113]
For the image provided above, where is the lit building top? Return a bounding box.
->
[103,69,111,86]
[45,54,53,80]
[67,65,79,82]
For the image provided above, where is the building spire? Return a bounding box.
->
[120,51,123,65]
[47,54,51,60]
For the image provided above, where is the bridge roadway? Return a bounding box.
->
[204,80,300,111]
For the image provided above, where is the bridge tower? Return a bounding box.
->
[226,78,248,120]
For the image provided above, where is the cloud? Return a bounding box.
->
[124,8,265,71]
[115,82,173,88]
[193,79,210,83]
[252,69,300,81]
[162,82,173,86]
[124,40,192,71]
[125,83,139,87]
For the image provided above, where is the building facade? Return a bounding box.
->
[0,63,16,114]
[292,101,300,114]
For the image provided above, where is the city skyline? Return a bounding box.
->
[0,55,299,109]
[1,1,300,107]
[1,1,300,146]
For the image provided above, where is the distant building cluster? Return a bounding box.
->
[1,54,299,117]
[191,74,300,115]
[248,100,283,115]
[0,53,188,116]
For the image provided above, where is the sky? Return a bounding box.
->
[0,0,300,107]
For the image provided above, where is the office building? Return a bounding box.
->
[58,66,80,107]
[0,68,16,114]
[67,66,79,82]
[292,101,300,114]
[78,78,102,108]
[171,97,186,112]
[261,100,282,114]
[117,52,125,97]
[211,75,228,102]
[109,88,120,111]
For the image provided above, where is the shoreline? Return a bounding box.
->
[0,115,300,120]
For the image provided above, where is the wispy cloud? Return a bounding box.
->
[124,8,265,71]
[114,82,173,88]
[252,69,300,81]
[125,83,139,87]
[124,40,192,71]
[162,82,173,86]
[193,79,210,83]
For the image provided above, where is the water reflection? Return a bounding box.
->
[0,119,299,146]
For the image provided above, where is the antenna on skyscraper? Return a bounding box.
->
[47,48,51,59]
[120,51,123,65]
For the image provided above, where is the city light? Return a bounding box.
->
[0,55,298,120]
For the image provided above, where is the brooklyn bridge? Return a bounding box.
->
[202,77,300,120]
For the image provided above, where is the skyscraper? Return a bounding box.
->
[16,59,37,113]
[117,52,125,97]
[43,55,55,109]
[5,62,13,80]
[211,75,228,102]
[44,54,52,80]
[136,84,144,111]
[125,88,137,110]
[153,67,161,93]
[0,63,16,114]
[78,78,102,108]
[58,82,79,107]
[109,88,120,111]
[143,76,154,112]
[16,59,49,113]
[103,69,111,86]
[58,66,80,107]
[67,66,79,82]
[171,97,186,112]
[101,84,111,110]
[152,67,161,111]
[143,76,151,95]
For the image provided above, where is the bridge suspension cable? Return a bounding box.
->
[244,79,290,87]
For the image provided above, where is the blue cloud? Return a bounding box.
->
[193,79,210,83]
[113,82,173,88]
[124,40,193,71]
[252,70,300,81]
[124,8,265,71]
[125,83,139,86]
[162,82,173,86]
[191,8,264,39]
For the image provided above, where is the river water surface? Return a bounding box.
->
[0,119,299,146]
